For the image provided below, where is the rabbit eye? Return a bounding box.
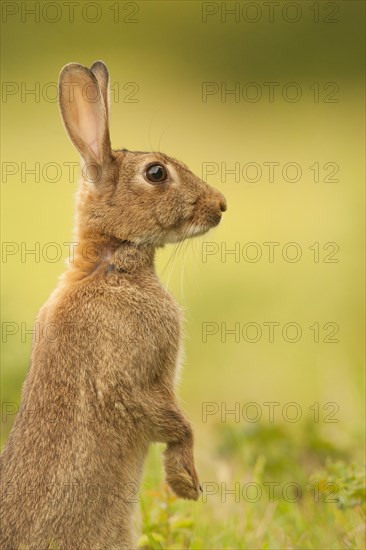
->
[145,164,167,184]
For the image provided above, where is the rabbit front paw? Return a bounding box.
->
[164,443,201,501]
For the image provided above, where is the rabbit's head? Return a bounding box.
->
[59,61,226,248]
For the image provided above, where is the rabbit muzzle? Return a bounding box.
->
[198,188,227,228]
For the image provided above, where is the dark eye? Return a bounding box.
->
[145,164,167,184]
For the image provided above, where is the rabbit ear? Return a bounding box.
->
[90,60,110,122]
[58,63,111,166]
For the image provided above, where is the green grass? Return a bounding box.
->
[138,423,365,550]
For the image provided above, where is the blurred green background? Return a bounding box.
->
[1,1,365,548]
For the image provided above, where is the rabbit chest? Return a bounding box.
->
[71,271,184,385]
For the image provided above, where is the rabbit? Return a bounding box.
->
[0,60,227,550]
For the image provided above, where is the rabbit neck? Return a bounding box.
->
[109,240,156,274]
[66,234,156,281]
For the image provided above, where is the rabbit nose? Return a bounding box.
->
[219,197,227,212]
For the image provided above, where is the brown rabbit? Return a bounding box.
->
[0,61,226,549]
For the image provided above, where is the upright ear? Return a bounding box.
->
[90,60,110,122]
[58,62,112,166]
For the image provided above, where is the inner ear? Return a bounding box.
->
[72,84,100,158]
[59,63,111,166]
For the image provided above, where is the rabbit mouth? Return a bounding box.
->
[179,210,223,239]
[159,206,224,244]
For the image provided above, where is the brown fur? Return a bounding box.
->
[0,61,226,549]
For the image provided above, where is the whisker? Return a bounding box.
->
[163,222,194,301]
[157,125,171,153]
[180,236,192,300]
[161,240,181,276]
[162,229,188,297]
[147,110,158,152]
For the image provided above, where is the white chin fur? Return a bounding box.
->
[131,225,208,246]
[166,224,208,244]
